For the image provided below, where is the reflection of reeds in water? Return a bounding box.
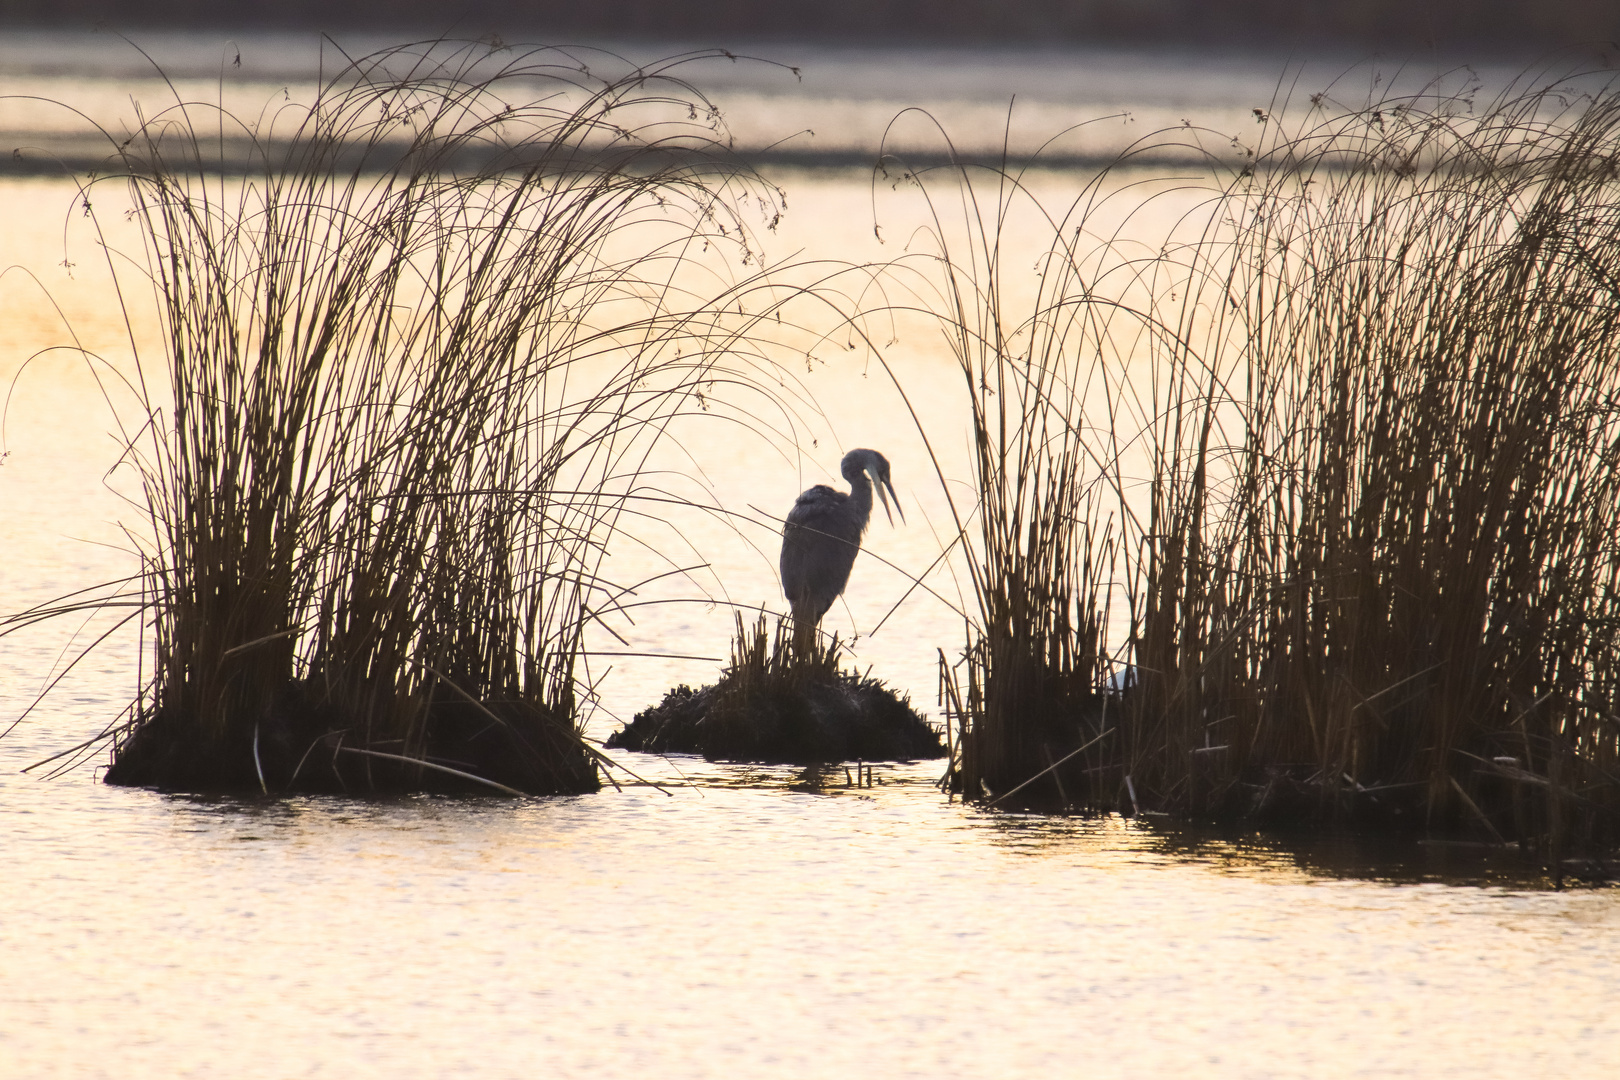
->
[84,41,790,793]
[930,70,1620,853]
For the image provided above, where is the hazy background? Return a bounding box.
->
[0,0,1617,53]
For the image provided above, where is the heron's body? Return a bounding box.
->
[780,449,901,652]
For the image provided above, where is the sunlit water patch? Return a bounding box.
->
[3,748,1618,1079]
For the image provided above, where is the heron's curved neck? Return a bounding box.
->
[844,467,873,528]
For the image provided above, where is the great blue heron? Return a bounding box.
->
[780,448,902,654]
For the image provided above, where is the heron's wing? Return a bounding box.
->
[780,486,865,622]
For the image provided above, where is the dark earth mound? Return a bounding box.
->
[607,669,947,764]
[105,679,599,796]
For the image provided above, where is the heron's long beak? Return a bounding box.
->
[872,468,905,525]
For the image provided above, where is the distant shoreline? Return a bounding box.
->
[0,2,1615,56]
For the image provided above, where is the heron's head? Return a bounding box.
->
[841,448,904,525]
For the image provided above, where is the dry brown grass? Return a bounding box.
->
[919,67,1620,854]
[40,41,806,793]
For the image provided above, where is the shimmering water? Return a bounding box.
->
[2,30,1618,1080]
[5,750,1618,1078]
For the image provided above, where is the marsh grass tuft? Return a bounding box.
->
[923,69,1620,852]
[607,613,946,763]
[49,40,801,794]
[1129,71,1620,852]
[878,115,1154,807]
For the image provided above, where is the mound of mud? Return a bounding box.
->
[608,669,946,765]
[105,680,599,796]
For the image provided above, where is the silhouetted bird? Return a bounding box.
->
[780,448,902,653]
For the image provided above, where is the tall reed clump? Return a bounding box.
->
[874,133,1159,803]
[89,41,787,794]
[1119,73,1620,850]
[931,71,1620,852]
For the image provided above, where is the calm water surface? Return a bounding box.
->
[2,31,1618,1079]
[4,749,1618,1078]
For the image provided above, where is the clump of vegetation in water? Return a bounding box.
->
[43,41,796,795]
[1124,70,1620,855]
[608,615,946,764]
[919,67,1620,857]
[872,109,1144,812]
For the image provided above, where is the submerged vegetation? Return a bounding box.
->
[42,41,804,794]
[920,68,1620,855]
[607,614,944,764]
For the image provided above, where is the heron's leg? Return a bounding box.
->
[790,607,818,662]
